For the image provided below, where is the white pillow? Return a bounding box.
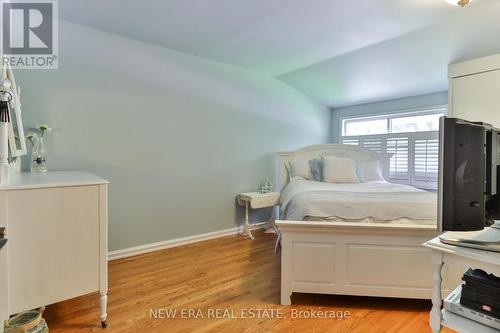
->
[323,156,359,183]
[358,160,385,182]
[289,159,310,179]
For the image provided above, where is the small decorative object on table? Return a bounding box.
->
[27,124,51,173]
[260,177,273,194]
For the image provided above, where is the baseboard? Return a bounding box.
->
[108,226,243,261]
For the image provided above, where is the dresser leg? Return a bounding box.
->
[100,291,108,328]
[430,250,443,333]
[280,282,292,306]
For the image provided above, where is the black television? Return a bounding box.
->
[438,117,500,251]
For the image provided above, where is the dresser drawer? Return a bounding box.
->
[8,185,100,313]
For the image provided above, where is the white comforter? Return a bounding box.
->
[280,178,437,222]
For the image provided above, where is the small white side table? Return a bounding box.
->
[237,192,280,240]
[423,234,500,333]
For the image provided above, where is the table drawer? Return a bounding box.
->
[250,195,279,209]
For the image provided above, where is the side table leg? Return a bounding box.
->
[244,202,254,240]
[430,250,443,333]
[100,291,108,328]
[268,206,275,225]
[265,206,277,233]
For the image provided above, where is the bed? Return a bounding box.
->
[281,178,438,224]
[276,144,458,305]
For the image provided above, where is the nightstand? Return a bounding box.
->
[237,192,280,240]
[424,234,500,333]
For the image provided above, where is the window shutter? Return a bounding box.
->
[387,137,409,180]
[340,109,443,189]
[414,139,439,183]
[342,138,359,146]
[361,137,382,153]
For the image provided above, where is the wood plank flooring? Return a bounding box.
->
[44,230,455,333]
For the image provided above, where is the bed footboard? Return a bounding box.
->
[277,220,457,305]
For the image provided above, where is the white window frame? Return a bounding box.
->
[339,106,447,189]
[341,106,447,137]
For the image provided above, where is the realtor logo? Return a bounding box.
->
[1,0,58,69]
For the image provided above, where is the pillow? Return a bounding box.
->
[288,158,324,181]
[323,156,359,183]
[358,160,385,182]
[309,158,323,181]
[288,159,310,179]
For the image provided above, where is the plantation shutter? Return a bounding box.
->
[361,137,382,153]
[339,107,444,189]
[341,138,359,146]
[413,138,439,184]
[387,137,409,180]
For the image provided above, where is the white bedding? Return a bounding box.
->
[280,178,437,224]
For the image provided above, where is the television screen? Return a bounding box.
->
[438,117,500,232]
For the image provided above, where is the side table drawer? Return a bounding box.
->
[250,194,280,209]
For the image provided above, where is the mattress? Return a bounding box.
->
[280,178,437,224]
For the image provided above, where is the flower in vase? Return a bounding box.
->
[26,133,37,147]
[37,124,52,137]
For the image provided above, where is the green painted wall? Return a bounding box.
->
[16,21,329,251]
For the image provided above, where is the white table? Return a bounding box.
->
[0,171,109,328]
[237,192,280,240]
[424,234,500,333]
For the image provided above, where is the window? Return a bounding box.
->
[344,118,388,136]
[342,109,445,137]
[340,108,445,189]
[390,113,442,133]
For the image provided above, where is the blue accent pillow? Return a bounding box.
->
[309,158,323,182]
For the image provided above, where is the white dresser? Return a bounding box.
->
[0,171,109,330]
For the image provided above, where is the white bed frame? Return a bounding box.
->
[276,144,457,305]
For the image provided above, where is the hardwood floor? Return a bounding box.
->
[44,230,455,333]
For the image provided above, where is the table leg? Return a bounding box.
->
[430,250,443,333]
[243,202,254,240]
[265,206,277,233]
[100,291,108,328]
[268,206,275,224]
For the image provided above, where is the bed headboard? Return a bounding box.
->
[277,144,392,191]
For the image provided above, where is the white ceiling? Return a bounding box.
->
[59,0,500,107]
[279,0,500,107]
